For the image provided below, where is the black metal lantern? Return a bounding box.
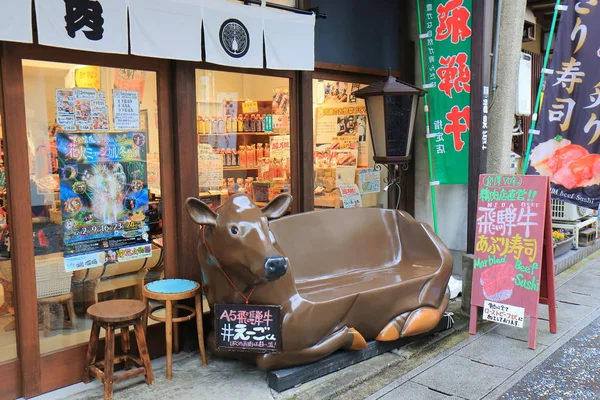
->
[353,70,424,164]
[352,70,424,209]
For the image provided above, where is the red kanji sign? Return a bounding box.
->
[444,105,470,151]
[436,0,472,44]
[436,52,471,98]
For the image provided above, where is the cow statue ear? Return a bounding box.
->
[185,197,217,226]
[261,194,293,220]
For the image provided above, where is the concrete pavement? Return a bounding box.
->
[33,250,600,400]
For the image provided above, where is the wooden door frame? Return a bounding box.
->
[0,42,175,398]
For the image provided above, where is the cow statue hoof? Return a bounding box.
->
[376,288,450,341]
[345,328,368,350]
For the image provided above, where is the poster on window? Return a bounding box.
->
[113,90,140,130]
[424,0,472,184]
[57,131,151,271]
[526,0,600,209]
[315,105,367,144]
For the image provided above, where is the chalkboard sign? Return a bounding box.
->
[214,304,282,353]
[469,174,557,349]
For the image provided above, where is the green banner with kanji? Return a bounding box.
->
[423,0,472,184]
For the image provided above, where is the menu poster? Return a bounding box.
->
[331,148,358,167]
[470,174,557,348]
[113,90,140,130]
[57,131,151,271]
[358,169,381,194]
[339,184,362,208]
[269,135,290,159]
[91,99,109,131]
[56,89,75,116]
[315,105,367,144]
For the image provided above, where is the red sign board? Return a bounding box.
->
[469,174,557,349]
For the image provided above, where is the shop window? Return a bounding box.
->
[21,61,164,353]
[0,103,16,363]
[195,70,291,209]
[313,79,388,209]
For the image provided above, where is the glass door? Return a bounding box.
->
[20,60,167,355]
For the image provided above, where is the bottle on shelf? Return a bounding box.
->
[237,114,244,133]
[239,145,247,168]
[248,144,256,167]
[257,114,264,132]
[210,116,217,135]
[218,117,225,134]
[256,143,264,160]
[226,116,232,133]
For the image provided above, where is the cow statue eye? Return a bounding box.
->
[230,226,239,235]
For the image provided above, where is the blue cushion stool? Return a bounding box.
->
[143,279,208,379]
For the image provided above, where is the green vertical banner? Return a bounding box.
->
[424,0,472,184]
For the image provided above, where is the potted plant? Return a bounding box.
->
[553,229,574,258]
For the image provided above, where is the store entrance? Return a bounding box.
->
[0,43,176,398]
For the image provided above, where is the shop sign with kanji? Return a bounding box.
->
[471,175,548,317]
[423,0,472,184]
[214,304,282,352]
[526,0,600,209]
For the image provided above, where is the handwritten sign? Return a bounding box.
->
[198,144,223,189]
[339,184,362,208]
[113,90,140,130]
[471,175,548,316]
[483,300,525,328]
[269,135,290,159]
[358,169,381,194]
[242,101,259,114]
[75,66,101,90]
[214,304,281,352]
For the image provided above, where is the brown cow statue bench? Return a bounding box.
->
[186,193,452,370]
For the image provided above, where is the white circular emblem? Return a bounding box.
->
[219,19,250,58]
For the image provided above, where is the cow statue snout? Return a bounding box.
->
[265,256,288,281]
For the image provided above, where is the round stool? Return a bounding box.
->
[84,300,153,400]
[143,279,208,380]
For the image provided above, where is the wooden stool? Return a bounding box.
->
[38,292,77,337]
[84,299,153,400]
[143,279,207,380]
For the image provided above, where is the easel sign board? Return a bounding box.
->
[469,174,557,349]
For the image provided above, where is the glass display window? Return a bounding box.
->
[195,70,292,209]
[0,98,16,363]
[312,79,388,209]
[21,60,165,354]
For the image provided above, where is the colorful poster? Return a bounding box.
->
[526,0,600,208]
[113,69,145,100]
[471,175,548,316]
[315,105,367,144]
[91,99,109,130]
[113,90,140,130]
[57,132,151,271]
[424,0,472,184]
[339,184,362,208]
[358,169,381,194]
[56,89,75,116]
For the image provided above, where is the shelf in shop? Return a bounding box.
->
[197,132,289,136]
[222,166,260,171]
